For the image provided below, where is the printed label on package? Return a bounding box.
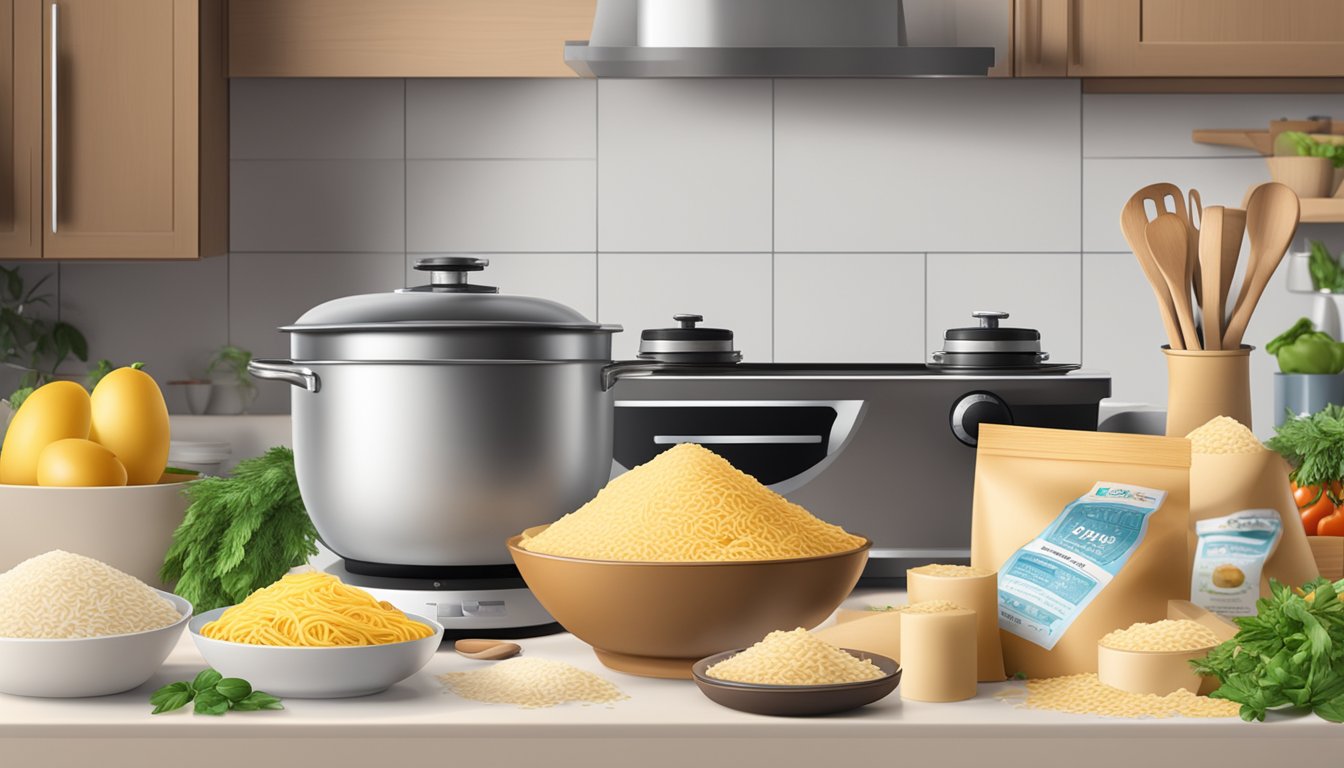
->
[1191,508,1282,618]
[997,482,1167,650]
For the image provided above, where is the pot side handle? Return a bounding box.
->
[248,359,321,394]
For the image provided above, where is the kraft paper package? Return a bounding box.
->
[970,424,1191,679]
[1188,450,1319,603]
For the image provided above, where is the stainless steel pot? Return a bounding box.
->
[248,258,621,570]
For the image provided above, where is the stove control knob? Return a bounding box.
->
[950,392,1012,446]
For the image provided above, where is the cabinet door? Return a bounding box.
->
[0,0,40,260]
[229,0,597,78]
[1070,0,1344,77]
[43,0,198,259]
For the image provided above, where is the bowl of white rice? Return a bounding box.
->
[0,550,192,697]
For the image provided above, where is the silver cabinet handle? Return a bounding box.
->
[50,2,57,234]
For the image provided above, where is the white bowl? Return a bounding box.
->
[0,481,193,589]
[0,591,192,698]
[189,608,444,698]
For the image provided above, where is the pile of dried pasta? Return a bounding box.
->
[520,443,865,561]
[1014,674,1239,719]
[439,658,627,709]
[201,572,435,646]
[1186,416,1263,454]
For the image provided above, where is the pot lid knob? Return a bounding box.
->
[972,310,1010,329]
[403,256,499,294]
[638,313,742,364]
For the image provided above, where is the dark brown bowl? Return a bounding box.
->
[691,648,901,716]
[507,527,870,679]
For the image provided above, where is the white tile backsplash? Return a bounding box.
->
[597,80,773,253]
[230,161,405,252]
[407,79,596,159]
[45,80,1333,425]
[230,79,405,160]
[1082,157,1265,253]
[58,259,229,404]
[774,253,925,363]
[1084,94,1344,158]
[404,253,598,321]
[774,79,1082,253]
[406,160,595,253]
[598,253,772,362]
[925,253,1082,364]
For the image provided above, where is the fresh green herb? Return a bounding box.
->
[0,264,89,408]
[1309,241,1344,294]
[160,447,318,612]
[1279,131,1344,168]
[149,682,193,715]
[1266,405,1344,488]
[1190,578,1344,722]
[149,669,283,716]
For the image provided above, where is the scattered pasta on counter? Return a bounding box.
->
[439,658,628,709]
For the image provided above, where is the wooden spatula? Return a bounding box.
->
[1146,214,1200,350]
[1198,206,1227,350]
[1224,183,1301,348]
[1189,188,1203,308]
[1121,184,1189,348]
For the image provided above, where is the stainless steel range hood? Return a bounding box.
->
[565,0,999,78]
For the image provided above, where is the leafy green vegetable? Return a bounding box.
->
[1266,405,1344,487]
[1191,578,1344,722]
[149,682,193,715]
[1266,317,1344,374]
[149,669,282,716]
[1279,131,1344,168]
[1309,241,1344,294]
[160,447,318,612]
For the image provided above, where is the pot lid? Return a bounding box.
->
[638,314,742,363]
[283,257,620,332]
[930,311,1049,368]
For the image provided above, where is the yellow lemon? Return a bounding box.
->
[89,366,170,486]
[0,381,92,485]
[36,438,128,487]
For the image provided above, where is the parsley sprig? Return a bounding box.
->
[1191,578,1344,722]
[150,669,283,716]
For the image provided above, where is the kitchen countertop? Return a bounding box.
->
[2,590,1340,767]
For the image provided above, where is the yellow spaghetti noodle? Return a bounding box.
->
[200,572,435,646]
[520,443,866,562]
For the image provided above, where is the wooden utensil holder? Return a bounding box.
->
[1164,346,1253,437]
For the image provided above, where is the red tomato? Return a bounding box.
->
[1318,510,1344,537]
[1294,482,1323,509]
[1302,493,1337,536]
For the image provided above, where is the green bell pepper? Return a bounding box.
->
[1266,317,1344,374]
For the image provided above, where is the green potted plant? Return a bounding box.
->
[205,345,257,415]
[0,266,89,426]
[1270,132,1344,198]
[1268,317,1344,426]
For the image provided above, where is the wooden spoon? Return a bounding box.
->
[1224,182,1301,348]
[1218,207,1247,323]
[1146,213,1200,350]
[1121,184,1188,348]
[454,638,522,660]
[1188,188,1203,308]
[1198,206,1226,350]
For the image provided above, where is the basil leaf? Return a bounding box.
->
[149,682,194,715]
[193,689,230,716]
[1315,693,1344,723]
[215,678,252,702]
[233,691,284,712]
[192,669,223,693]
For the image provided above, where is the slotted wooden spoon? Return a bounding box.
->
[1146,213,1200,350]
[1121,183,1190,348]
[1224,183,1301,348]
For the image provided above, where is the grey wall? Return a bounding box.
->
[5,78,1344,433]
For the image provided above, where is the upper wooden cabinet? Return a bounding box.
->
[0,0,225,261]
[229,0,598,78]
[0,0,40,260]
[1019,0,1344,77]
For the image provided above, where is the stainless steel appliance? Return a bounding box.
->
[249,257,624,637]
[610,313,1111,582]
[566,0,1000,77]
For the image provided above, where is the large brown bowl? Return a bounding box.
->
[507,527,870,679]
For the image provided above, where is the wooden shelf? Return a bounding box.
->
[1192,119,1340,156]
[1239,188,1344,222]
